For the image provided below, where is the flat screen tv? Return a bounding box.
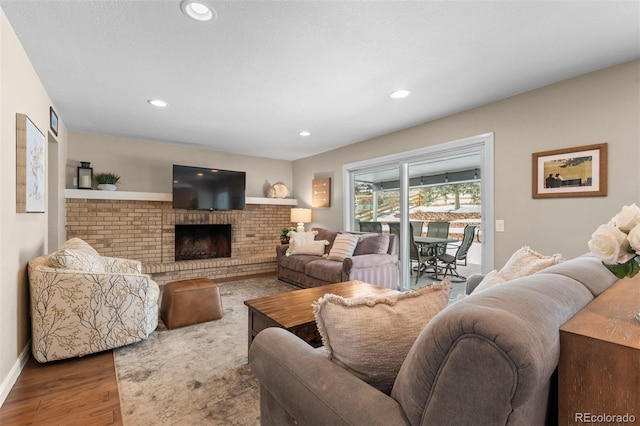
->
[172,165,246,211]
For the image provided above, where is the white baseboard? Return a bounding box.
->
[0,341,30,408]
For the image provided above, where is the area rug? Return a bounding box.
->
[114,276,297,425]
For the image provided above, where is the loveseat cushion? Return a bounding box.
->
[279,254,322,273]
[313,281,451,394]
[305,259,343,283]
[48,237,106,272]
[353,233,390,256]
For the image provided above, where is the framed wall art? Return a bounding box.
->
[49,106,58,136]
[17,113,46,213]
[312,177,331,208]
[532,143,607,199]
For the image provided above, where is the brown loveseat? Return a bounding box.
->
[276,228,399,290]
[251,254,618,425]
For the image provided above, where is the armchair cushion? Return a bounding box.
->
[48,237,106,272]
[312,281,451,394]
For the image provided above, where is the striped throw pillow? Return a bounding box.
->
[326,234,360,261]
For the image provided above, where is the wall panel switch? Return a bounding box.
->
[496,220,505,232]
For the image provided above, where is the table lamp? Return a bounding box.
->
[290,208,312,233]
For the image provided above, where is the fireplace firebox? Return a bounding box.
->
[175,224,231,261]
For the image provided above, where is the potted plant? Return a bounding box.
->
[95,172,121,191]
[280,227,296,244]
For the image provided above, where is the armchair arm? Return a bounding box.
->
[249,328,409,426]
[101,256,142,273]
[343,254,399,289]
[344,253,398,270]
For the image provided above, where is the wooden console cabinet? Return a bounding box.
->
[558,275,640,425]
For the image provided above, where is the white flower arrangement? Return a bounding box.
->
[588,204,640,278]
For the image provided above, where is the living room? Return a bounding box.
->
[1,1,639,423]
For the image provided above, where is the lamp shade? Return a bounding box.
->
[290,208,312,223]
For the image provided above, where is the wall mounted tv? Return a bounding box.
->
[172,165,246,211]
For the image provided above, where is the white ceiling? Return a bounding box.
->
[2,1,639,161]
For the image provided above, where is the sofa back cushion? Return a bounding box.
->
[49,237,106,272]
[353,233,390,256]
[391,255,618,425]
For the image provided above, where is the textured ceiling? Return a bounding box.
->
[2,1,639,161]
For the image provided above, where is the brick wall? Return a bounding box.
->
[66,199,292,285]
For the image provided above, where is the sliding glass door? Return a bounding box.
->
[344,133,494,290]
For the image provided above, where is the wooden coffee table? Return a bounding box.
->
[244,280,397,349]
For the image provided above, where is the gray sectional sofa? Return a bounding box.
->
[276,228,399,290]
[250,254,618,425]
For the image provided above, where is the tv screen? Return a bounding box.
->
[172,165,246,210]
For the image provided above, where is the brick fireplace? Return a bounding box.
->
[65,196,294,286]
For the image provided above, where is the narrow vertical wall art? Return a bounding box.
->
[16,113,46,213]
[312,177,331,208]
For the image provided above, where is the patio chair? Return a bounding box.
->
[436,224,477,281]
[358,221,382,233]
[424,221,450,256]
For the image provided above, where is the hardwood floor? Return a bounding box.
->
[0,351,121,425]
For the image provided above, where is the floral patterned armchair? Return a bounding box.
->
[28,238,159,362]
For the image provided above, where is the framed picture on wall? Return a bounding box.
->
[50,106,58,136]
[532,143,607,199]
[312,177,331,208]
[16,113,46,213]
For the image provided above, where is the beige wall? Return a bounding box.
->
[66,131,294,197]
[293,60,640,267]
[0,8,68,404]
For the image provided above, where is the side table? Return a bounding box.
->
[558,275,640,424]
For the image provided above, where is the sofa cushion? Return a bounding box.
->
[287,239,329,256]
[326,234,360,261]
[49,237,106,272]
[305,259,343,283]
[353,233,390,256]
[279,254,322,273]
[312,281,451,394]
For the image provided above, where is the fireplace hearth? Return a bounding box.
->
[175,224,231,261]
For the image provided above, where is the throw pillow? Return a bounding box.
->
[326,233,360,261]
[353,233,390,256]
[49,237,106,272]
[498,246,564,281]
[313,280,451,394]
[286,230,319,255]
[471,246,563,294]
[471,269,507,293]
[287,239,329,256]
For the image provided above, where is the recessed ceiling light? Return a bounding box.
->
[180,0,217,22]
[390,89,411,99]
[147,99,169,108]
[299,131,311,137]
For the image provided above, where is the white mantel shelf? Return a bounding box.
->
[65,189,298,205]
